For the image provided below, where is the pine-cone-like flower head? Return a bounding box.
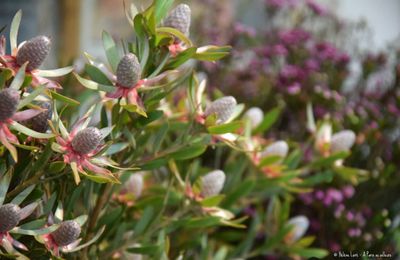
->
[204,96,237,124]
[261,140,289,158]
[71,127,103,155]
[244,107,264,128]
[201,170,226,198]
[116,53,141,88]
[51,220,81,247]
[330,130,356,153]
[163,4,191,36]
[27,102,52,133]
[286,215,309,243]
[0,204,21,233]
[0,88,20,122]
[124,174,144,199]
[16,36,51,71]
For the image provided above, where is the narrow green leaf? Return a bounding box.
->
[168,144,207,160]
[74,73,115,93]
[11,121,54,139]
[10,185,35,205]
[102,31,120,72]
[10,63,27,90]
[48,90,80,106]
[134,206,155,236]
[10,10,22,52]
[208,121,243,135]
[84,64,113,85]
[0,168,13,206]
[35,66,74,77]
[253,107,281,134]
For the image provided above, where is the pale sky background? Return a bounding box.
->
[322,0,400,50]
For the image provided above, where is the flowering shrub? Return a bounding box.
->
[195,0,400,256]
[0,0,395,259]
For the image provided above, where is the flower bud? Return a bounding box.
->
[0,204,21,233]
[51,220,81,247]
[16,36,51,71]
[261,140,289,158]
[123,174,144,199]
[204,96,237,124]
[71,127,103,155]
[27,102,52,133]
[116,53,141,88]
[201,170,226,198]
[0,88,20,122]
[163,4,191,36]
[243,107,264,129]
[330,130,356,153]
[286,215,309,243]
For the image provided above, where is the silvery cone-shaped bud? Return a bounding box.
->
[330,130,356,153]
[27,102,52,133]
[243,107,264,129]
[261,140,289,158]
[201,170,226,198]
[16,36,51,71]
[163,4,191,36]
[71,127,103,155]
[124,174,144,199]
[204,96,237,124]
[116,53,141,88]
[286,215,309,243]
[0,88,20,122]
[0,204,21,233]
[51,220,81,247]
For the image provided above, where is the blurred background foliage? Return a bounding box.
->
[1,0,400,259]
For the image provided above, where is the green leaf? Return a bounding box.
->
[18,85,46,109]
[11,225,58,236]
[154,0,174,24]
[183,216,221,229]
[156,27,193,47]
[48,90,80,106]
[165,47,197,70]
[48,161,66,174]
[35,66,74,77]
[0,69,12,87]
[222,179,255,208]
[193,45,232,61]
[102,31,120,72]
[136,110,163,127]
[127,244,161,255]
[207,121,243,135]
[10,10,22,52]
[74,73,115,92]
[168,144,207,160]
[253,107,281,134]
[84,64,113,85]
[10,121,54,139]
[10,63,27,90]
[310,151,350,168]
[0,168,12,206]
[290,248,329,259]
[134,206,154,236]
[65,226,105,253]
[200,195,225,207]
[259,155,282,167]
[10,185,35,205]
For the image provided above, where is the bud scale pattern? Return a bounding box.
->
[51,220,81,247]
[16,36,51,71]
[116,53,141,88]
[71,127,103,155]
[0,88,20,122]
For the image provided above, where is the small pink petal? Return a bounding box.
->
[105,87,124,99]
[82,160,111,175]
[12,109,45,121]
[33,76,62,89]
